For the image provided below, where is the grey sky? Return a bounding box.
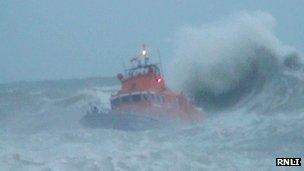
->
[1,0,303,83]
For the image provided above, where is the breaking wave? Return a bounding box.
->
[168,12,304,112]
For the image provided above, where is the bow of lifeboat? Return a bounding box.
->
[81,45,204,130]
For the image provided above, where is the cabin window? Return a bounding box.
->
[149,65,160,75]
[121,96,131,103]
[142,94,149,100]
[154,95,165,104]
[155,67,160,75]
[150,94,156,101]
[112,93,164,106]
[116,94,142,104]
[132,94,141,102]
[156,95,161,103]
[159,96,165,103]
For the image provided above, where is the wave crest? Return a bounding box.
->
[168,12,304,111]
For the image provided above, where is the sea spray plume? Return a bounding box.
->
[168,12,303,110]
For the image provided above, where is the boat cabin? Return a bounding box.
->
[110,45,172,110]
[110,92,165,110]
[125,64,161,79]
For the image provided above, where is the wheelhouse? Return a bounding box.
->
[124,64,161,79]
[110,92,165,109]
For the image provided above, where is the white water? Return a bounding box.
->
[1,77,303,170]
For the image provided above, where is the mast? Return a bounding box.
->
[157,48,164,78]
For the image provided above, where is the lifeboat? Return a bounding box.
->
[81,45,204,130]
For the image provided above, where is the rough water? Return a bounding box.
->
[1,12,304,170]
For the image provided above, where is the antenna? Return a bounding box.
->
[157,48,164,78]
